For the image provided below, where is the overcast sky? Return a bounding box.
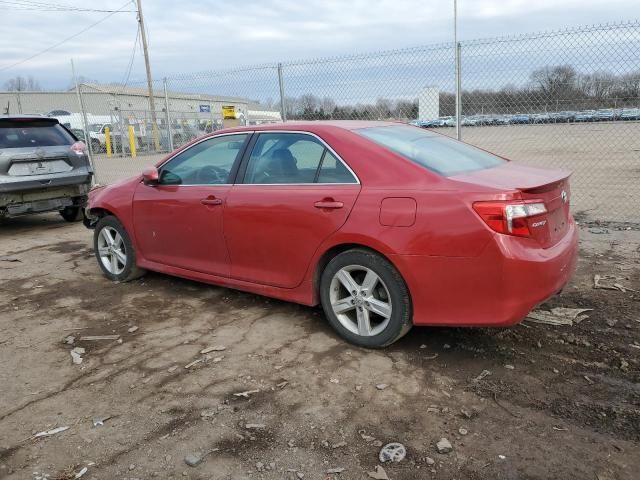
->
[0,0,636,90]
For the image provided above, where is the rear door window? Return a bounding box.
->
[242,132,358,184]
[0,120,75,148]
[317,151,358,184]
[243,132,325,184]
[356,125,505,176]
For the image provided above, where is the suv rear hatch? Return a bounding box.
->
[0,117,92,192]
[452,162,572,248]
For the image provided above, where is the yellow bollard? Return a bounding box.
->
[104,126,112,157]
[128,125,137,158]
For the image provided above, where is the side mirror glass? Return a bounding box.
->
[142,166,159,186]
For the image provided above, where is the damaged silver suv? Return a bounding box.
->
[0,115,93,221]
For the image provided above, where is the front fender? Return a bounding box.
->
[84,178,139,247]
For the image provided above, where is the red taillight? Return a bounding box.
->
[473,201,547,238]
[70,141,87,155]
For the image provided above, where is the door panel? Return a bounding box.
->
[223,185,360,288]
[133,184,231,276]
[131,133,250,276]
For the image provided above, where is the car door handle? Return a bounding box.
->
[201,197,223,206]
[314,200,344,209]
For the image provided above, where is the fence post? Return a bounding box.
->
[75,83,96,181]
[277,63,287,122]
[163,77,173,151]
[117,98,126,157]
[455,42,462,140]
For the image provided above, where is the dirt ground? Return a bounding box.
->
[1,214,639,480]
[91,121,640,222]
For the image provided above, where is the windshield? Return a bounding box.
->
[356,125,505,176]
[89,124,105,132]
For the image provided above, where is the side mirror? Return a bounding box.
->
[142,166,159,186]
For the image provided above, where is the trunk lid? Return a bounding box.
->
[452,162,572,248]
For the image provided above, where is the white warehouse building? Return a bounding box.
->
[0,84,281,126]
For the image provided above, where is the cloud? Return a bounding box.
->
[0,0,635,89]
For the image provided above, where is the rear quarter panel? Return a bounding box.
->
[317,188,495,258]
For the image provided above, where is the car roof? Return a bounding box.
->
[0,114,57,122]
[219,120,406,135]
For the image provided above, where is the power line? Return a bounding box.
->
[0,0,134,72]
[119,23,140,90]
[0,0,135,12]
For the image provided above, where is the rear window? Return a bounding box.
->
[0,120,75,149]
[356,125,505,176]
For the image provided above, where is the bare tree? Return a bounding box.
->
[616,71,640,100]
[530,65,577,97]
[578,71,617,100]
[3,76,41,91]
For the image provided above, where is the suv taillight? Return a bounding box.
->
[473,201,546,237]
[70,141,87,155]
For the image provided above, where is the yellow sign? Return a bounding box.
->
[222,105,236,119]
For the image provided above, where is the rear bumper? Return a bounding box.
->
[0,183,90,217]
[0,170,92,194]
[391,220,579,327]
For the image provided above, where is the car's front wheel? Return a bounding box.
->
[320,249,412,348]
[93,215,146,282]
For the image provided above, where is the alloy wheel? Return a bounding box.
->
[97,226,127,275]
[329,265,392,336]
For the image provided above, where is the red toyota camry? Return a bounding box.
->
[85,121,578,347]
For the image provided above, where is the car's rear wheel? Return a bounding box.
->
[59,206,83,222]
[320,249,412,348]
[93,216,146,282]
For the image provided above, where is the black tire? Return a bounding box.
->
[93,215,146,282]
[59,206,83,222]
[320,248,412,348]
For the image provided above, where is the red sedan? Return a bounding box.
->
[85,121,578,347]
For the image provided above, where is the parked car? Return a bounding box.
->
[510,114,531,124]
[531,113,551,124]
[47,109,72,117]
[595,109,615,122]
[0,115,92,221]
[549,112,570,123]
[620,108,640,120]
[85,121,577,347]
[88,123,111,152]
[70,128,87,144]
[89,123,144,153]
[574,110,596,122]
[461,116,480,126]
[440,116,456,127]
[417,118,445,128]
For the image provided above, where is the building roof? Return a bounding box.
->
[77,83,248,104]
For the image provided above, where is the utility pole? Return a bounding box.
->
[454,0,462,140]
[136,0,159,151]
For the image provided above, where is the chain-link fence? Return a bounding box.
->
[70,21,639,222]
